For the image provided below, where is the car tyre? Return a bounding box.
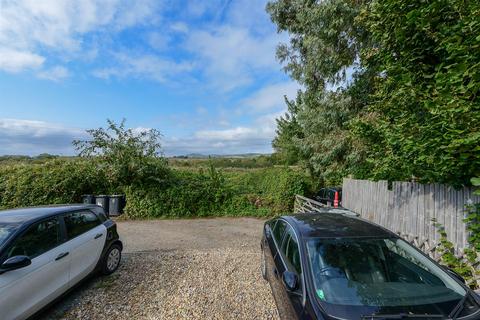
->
[261,247,267,280]
[101,243,122,275]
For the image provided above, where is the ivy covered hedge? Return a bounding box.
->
[0,159,312,218]
[121,166,311,219]
[0,159,110,208]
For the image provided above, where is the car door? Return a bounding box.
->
[264,220,276,281]
[266,220,291,317]
[62,210,107,287]
[0,216,71,320]
[277,226,304,319]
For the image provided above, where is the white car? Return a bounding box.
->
[0,205,123,320]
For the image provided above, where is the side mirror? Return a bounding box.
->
[0,255,31,274]
[282,271,299,292]
[447,268,466,284]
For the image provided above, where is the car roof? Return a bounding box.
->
[282,209,396,239]
[0,204,100,224]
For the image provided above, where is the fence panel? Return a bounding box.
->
[339,178,480,287]
[342,178,478,252]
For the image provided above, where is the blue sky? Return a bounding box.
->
[0,0,299,156]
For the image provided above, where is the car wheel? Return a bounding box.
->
[101,244,122,275]
[261,246,267,280]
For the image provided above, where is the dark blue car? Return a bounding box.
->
[261,209,480,320]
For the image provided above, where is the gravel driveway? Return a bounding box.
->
[38,218,279,320]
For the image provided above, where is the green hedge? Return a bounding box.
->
[123,167,311,219]
[0,159,109,208]
[0,159,312,218]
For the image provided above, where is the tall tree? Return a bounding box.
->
[268,0,480,186]
[267,0,372,185]
[73,119,168,187]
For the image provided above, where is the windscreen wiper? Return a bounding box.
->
[361,313,444,319]
[449,291,470,320]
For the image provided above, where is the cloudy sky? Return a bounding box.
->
[0,0,299,156]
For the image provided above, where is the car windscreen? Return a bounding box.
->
[306,237,479,319]
[0,223,20,247]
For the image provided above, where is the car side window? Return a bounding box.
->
[281,227,302,275]
[272,220,287,245]
[64,211,100,239]
[6,217,60,259]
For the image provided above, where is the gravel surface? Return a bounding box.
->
[38,218,279,320]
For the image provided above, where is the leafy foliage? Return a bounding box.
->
[123,166,312,219]
[73,119,168,187]
[435,204,480,289]
[355,0,480,185]
[168,155,278,169]
[435,178,480,289]
[0,158,312,218]
[266,0,373,185]
[0,159,109,208]
[267,0,480,186]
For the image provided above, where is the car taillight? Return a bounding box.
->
[334,191,339,208]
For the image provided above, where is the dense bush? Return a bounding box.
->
[123,166,311,219]
[74,119,168,187]
[0,159,312,218]
[0,159,110,208]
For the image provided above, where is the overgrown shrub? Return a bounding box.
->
[73,119,168,187]
[0,159,312,218]
[0,159,109,209]
[123,166,311,219]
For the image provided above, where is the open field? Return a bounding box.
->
[38,218,279,320]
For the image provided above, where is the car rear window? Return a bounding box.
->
[272,220,287,245]
[282,227,302,274]
[64,211,100,239]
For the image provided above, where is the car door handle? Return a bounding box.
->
[55,252,69,261]
[94,233,103,239]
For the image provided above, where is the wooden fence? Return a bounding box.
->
[341,178,480,287]
[295,178,480,287]
[342,178,480,252]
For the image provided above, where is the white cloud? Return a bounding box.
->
[92,52,194,83]
[170,22,189,33]
[186,25,284,91]
[162,111,281,156]
[0,0,285,90]
[0,49,44,72]
[0,0,161,73]
[241,82,299,113]
[184,1,223,18]
[37,65,69,81]
[147,32,170,51]
[0,116,278,156]
[195,127,265,141]
[224,0,273,32]
[0,118,85,155]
